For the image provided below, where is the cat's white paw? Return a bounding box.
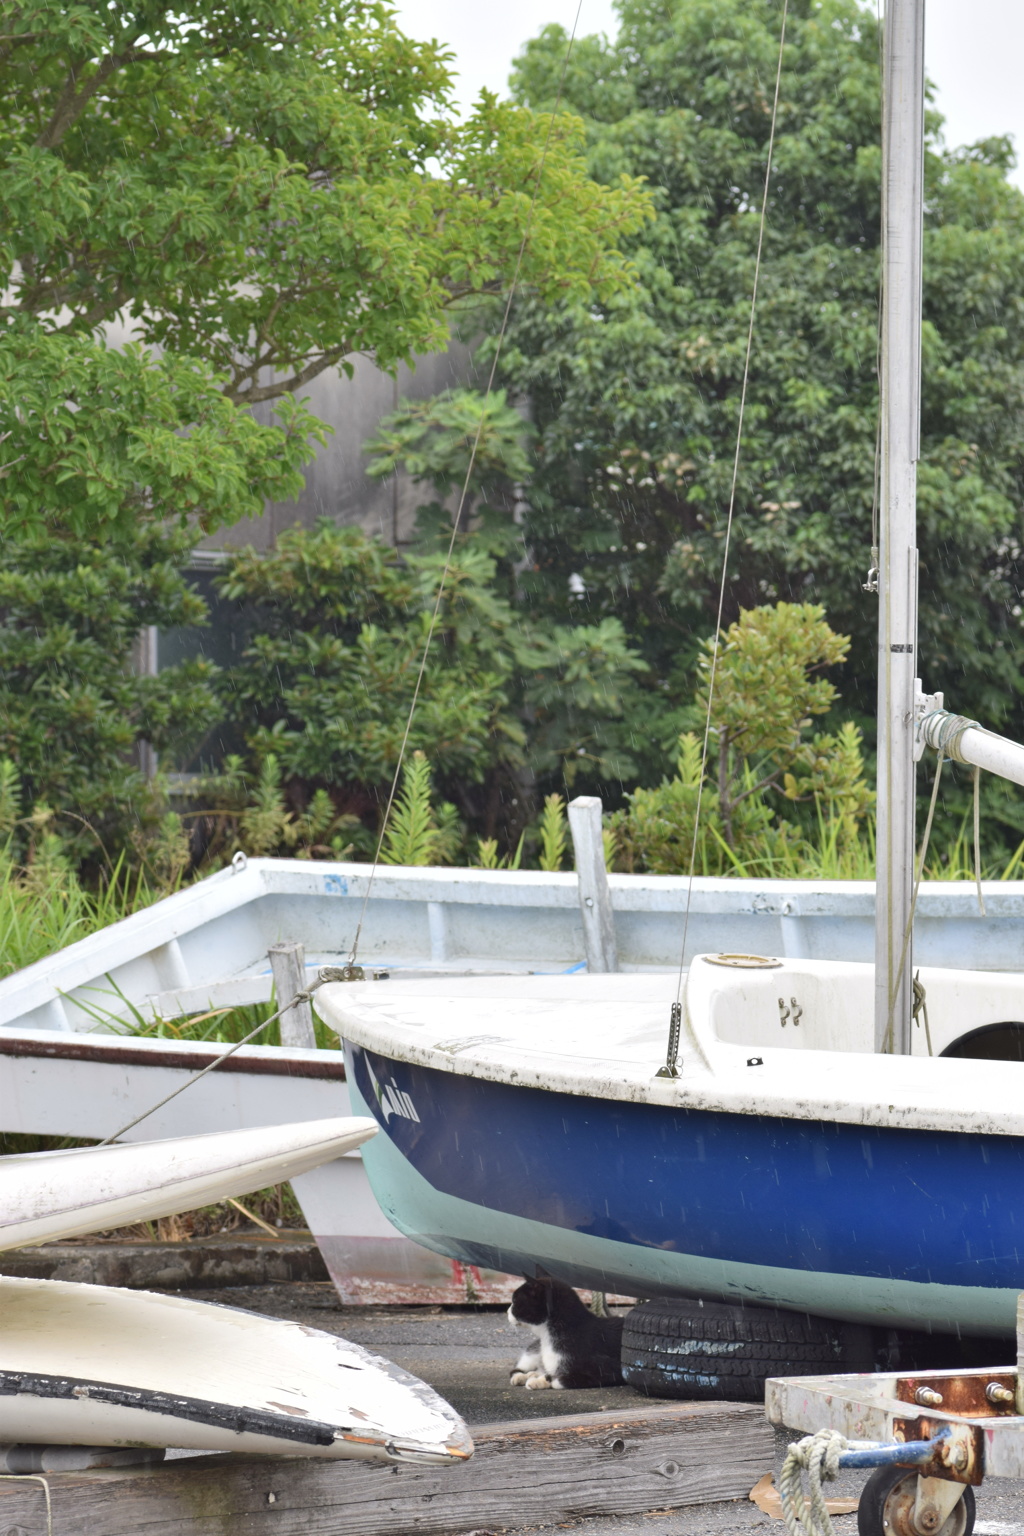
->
[515,1348,541,1373]
[509,1371,529,1387]
[525,1373,552,1390]
[550,1379,566,1390]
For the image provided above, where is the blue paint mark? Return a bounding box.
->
[561,961,587,974]
[324,875,348,895]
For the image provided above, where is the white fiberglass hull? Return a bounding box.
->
[0,1277,472,1462]
[0,1117,376,1250]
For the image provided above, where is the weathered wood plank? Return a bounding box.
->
[268,942,316,1049]
[0,1401,771,1535]
[567,795,619,973]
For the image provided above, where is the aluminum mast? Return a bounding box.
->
[875,0,925,1054]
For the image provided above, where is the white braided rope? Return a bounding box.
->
[0,1474,52,1535]
[778,1429,849,1536]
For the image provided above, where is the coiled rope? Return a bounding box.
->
[920,710,981,763]
[919,711,987,918]
[778,1429,849,1536]
[883,745,944,1053]
[882,711,989,1050]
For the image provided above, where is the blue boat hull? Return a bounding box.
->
[345,1044,1024,1335]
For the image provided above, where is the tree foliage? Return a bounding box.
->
[697,602,871,845]
[216,521,647,837]
[612,604,872,875]
[0,0,649,541]
[498,0,1024,795]
[0,521,219,864]
[0,0,651,868]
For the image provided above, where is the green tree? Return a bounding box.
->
[0,522,220,866]
[1,0,649,542]
[0,1,649,872]
[218,523,517,794]
[697,602,871,847]
[613,604,873,876]
[216,521,645,844]
[500,0,1024,805]
[366,388,649,818]
[367,387,530,490]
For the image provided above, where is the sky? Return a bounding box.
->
[392,0,1024,189]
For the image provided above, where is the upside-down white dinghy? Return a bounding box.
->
[0,1116,378,1249]
[0,1276,473,1462]
[0,1117,472,1461]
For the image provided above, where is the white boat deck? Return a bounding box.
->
[320,962,1024,1136]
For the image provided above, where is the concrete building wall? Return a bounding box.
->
[202,340,476,555]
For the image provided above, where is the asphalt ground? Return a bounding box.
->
[174,1284,1024,1534]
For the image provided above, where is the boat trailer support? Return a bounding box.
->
[763,1296,1024,1532]
[835,1423,977,1480]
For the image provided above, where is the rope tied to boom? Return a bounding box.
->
[919,710,987,916]
[919,710,981,763]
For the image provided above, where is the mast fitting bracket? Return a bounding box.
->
[913,680,944,761]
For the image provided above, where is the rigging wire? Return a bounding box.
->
[344,3,585,970]
[95,969,347,1144]
[863,0,885,594]
[663,0,790,1070]
[883,748,944,1053]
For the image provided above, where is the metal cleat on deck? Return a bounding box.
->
[763,1296,1024,1535]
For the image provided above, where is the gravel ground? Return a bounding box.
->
[171,1284,1024,1534]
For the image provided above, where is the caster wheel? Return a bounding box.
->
[857,1465,975,1536]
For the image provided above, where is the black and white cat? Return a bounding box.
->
[508,1276,624,1390]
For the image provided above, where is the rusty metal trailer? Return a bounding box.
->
[765,1295,1024,1534]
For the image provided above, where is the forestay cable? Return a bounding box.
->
[344,3,585,971]
[659,0,789,1078]
[96,968,347,1144]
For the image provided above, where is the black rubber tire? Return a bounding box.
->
[856,1464,975,1536]
[620,1297,844,1402]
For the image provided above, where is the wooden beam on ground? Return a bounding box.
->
[0,1400,771,1535]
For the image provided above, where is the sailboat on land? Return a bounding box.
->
[316,0,1024,1341]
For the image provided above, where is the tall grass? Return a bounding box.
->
[0,850,155,981]
[67,978,340,1053]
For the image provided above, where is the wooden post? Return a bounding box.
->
[0,1401,773,1535]
[268,943,316,1049]
[567,796,619,973]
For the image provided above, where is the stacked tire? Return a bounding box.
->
[621,1297,845,1402]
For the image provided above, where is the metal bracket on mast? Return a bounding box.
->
[862,546,880,594]
[913,681,944,761]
